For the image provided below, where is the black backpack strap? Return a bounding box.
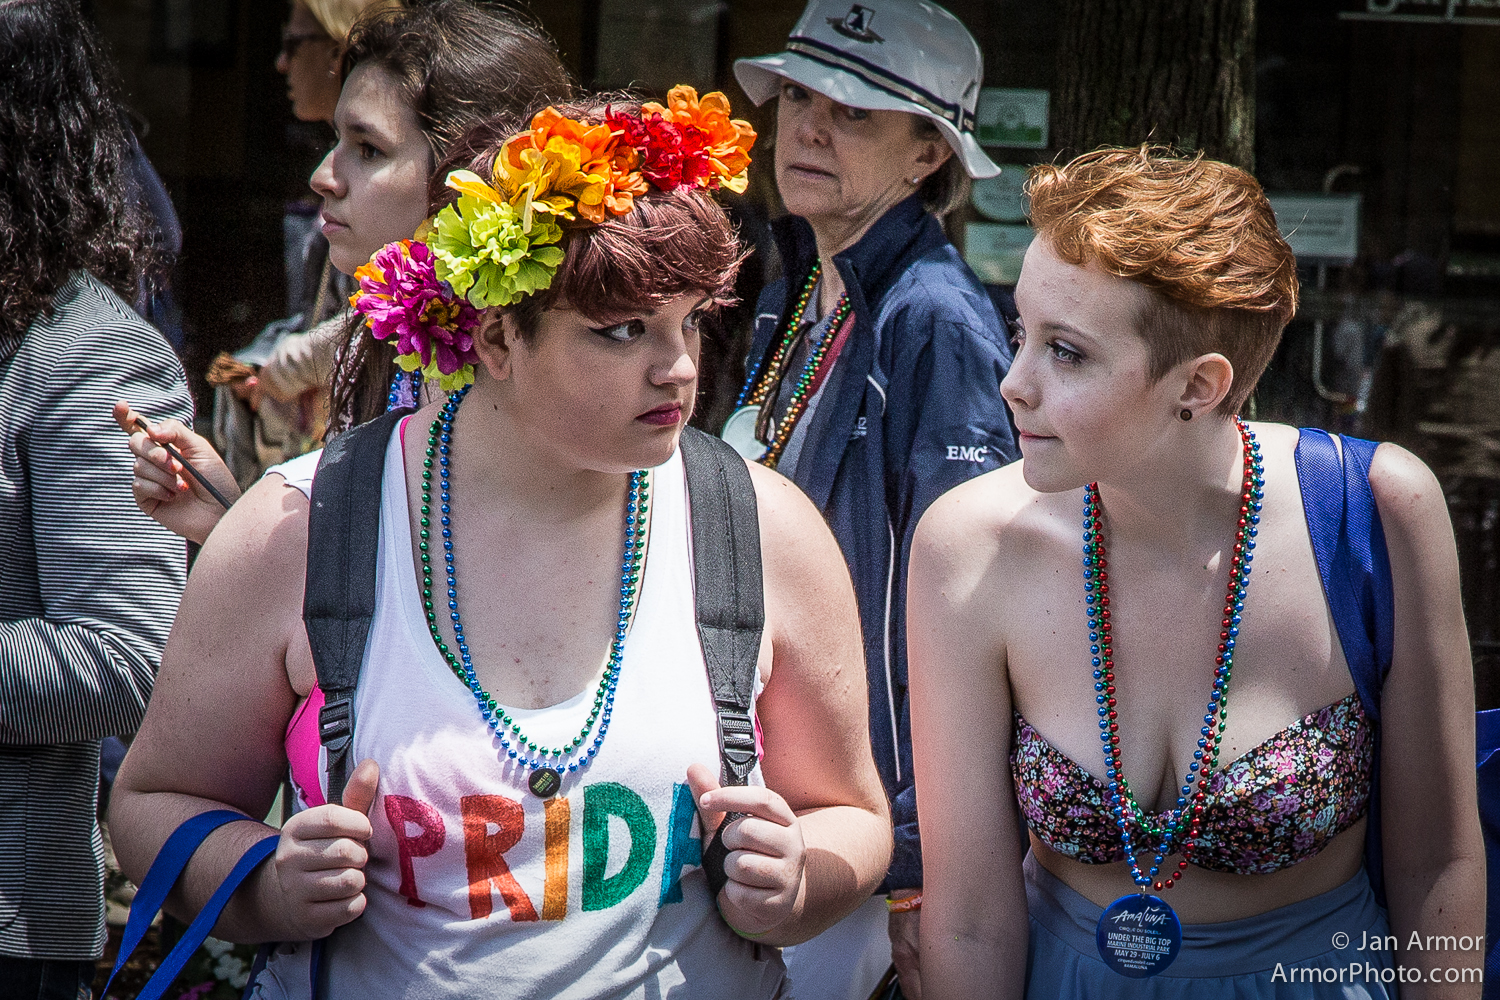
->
[303,407,411,806]
[679,427,764,904]
[680,426,765,785]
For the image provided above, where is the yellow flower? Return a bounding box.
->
[491,109,625,226]
[428,183,565,309]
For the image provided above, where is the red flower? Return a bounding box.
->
[605,89,757,195]
[677,123,713,188]
[608,108,688,191]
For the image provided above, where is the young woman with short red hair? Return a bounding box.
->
[910,147,1480,999]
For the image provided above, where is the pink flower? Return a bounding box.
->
[352,240,480,376]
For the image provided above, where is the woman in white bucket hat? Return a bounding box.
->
[730,3,1018,998]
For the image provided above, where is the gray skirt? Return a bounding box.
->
[1024,852,1396,998]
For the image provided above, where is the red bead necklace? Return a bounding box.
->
[1084,417,1264,891]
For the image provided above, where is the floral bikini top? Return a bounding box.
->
[1011,692,1373,875]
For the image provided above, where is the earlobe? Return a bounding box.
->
[1179,353,1235,416]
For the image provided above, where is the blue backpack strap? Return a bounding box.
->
[1295,428,1395,907]
[103,810,275,999]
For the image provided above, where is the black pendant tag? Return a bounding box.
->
[528,767,561,798]
[1096,893,1182,978]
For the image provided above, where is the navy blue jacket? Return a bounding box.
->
[746,196,1017,889]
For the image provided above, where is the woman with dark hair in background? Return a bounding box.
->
[0,0,194,996]
[117,0,572,543]
[729,1,1019,995]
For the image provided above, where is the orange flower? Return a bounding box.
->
[492,107,652,224]
[602,141,650,217]
[640,85,757,193]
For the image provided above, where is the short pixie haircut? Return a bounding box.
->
[1025,147,1298,415]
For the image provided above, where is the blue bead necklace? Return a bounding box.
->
[1087,417,1263,977]
[387,368,423,412]
[417,384,649,797]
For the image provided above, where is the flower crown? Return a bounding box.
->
[350,86,756,391]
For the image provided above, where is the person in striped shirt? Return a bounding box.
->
[0,2,193,995]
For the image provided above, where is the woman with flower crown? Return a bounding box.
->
[107,92,892,998]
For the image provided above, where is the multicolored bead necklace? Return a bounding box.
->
[387,367,423,412]
[1086,417,1263,892]
[418,384,650,796]
[734,262,852,469]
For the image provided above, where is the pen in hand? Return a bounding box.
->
[131,416,234,511]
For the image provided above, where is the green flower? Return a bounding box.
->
[429,195,566,310]
[395,350,475,392]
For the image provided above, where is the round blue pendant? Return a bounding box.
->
[1096,894,1181,978]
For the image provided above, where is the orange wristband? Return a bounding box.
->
[885,892,922,913]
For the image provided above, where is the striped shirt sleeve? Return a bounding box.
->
[0,277,192,745]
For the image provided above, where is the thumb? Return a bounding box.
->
[340,758,381,820]
[112,400,139,435]
[686,762,726,841]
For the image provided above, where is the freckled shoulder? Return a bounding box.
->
[1365,439,1447,538]
[916,460,1069,566]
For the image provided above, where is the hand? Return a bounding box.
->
[889,905,923,999]
[229,374,265,412]
[113,401,239,544]
[686,762,805,937]
[268,758,379,941]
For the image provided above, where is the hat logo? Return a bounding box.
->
[827,4,884,43]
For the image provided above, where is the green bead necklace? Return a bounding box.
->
[736,262,853,470]
[417,385,649,795]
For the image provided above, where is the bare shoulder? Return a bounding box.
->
[197,474,310,581]
[742,458,861,648]
[744,458,844,566]
[1254,422,1446,544]
[183,474,312,662]
[1366,441,1449,542]
[914,460,1066,584]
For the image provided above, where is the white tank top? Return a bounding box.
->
[253,424,785,999]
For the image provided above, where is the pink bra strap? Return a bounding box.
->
[285,684,327,808]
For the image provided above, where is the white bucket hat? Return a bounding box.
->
[734,0,1000,179]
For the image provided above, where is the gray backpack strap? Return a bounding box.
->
[303,408,411,806]
[679,426,765,786]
